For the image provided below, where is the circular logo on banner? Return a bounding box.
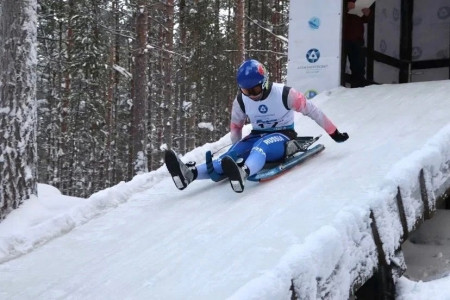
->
[412,47,423,60]
[438,7,450,19]
[306,49,320,63]
[258,105,268,114]
[393,8,400,21]
[308,17,321,29]
[305,90,318,99]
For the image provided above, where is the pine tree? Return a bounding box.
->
[0,0,39,220]
[131,0,149,175]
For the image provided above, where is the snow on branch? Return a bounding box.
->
[113,64,132,78]
[198,122,214,131]
[245,14,288,44]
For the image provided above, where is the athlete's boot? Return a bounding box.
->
[221,156,250,193]
[164,149,197,190]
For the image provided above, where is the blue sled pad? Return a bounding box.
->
[247,144,325,182]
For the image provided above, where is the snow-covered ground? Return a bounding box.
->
[402,209,450,282]
[0,81,450,299]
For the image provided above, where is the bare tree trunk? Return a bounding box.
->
[111,0,121,184]
[186,0,199,151]
[104,0,121,186]
[152,1,166,169]
[163,0,174,151]
[59,0,74,193]
[0,0,38,219]
[105,43,115,186]
[235,0,245,65]
[131,0,148,174]
[271,0,282,82]
[178,0,187,153]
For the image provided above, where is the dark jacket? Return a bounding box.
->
[343,0,372,42]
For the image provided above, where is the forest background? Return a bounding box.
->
[21,0,289,198]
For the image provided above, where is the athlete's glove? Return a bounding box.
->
[330,129,349,143]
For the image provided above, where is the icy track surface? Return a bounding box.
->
[1,81,450,299]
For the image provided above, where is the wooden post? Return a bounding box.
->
[419,169,434,219]
[355,211,396,299]
[367,2,375,83]
[396,187,409,241]
[399,0,413,83]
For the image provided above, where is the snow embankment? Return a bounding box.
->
[0,134,234,264]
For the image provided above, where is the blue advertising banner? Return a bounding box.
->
[287,1,343,98]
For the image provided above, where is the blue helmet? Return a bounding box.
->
[236,59,269,89]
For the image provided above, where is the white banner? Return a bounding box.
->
[287,1,343,98]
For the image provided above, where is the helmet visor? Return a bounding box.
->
[241,84,263,97]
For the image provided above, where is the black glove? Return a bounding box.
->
[330,129,349,143]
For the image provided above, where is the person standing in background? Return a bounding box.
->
[342,0,372,88]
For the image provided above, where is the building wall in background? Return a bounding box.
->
[374,0,450,84]
[288,0,450,90]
